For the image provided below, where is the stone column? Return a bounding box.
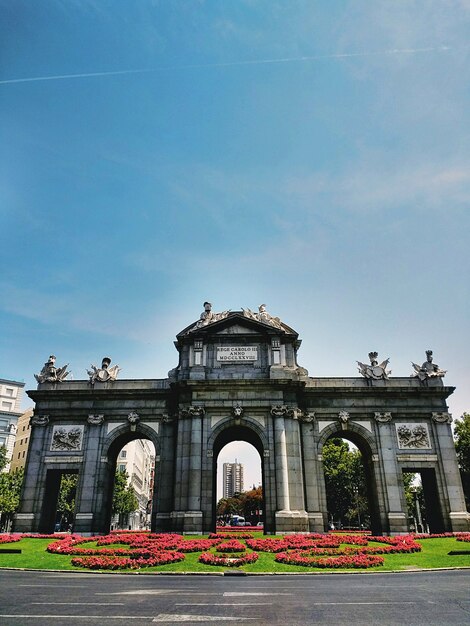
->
[153,415,175,532]
[170,414,188,531]
[299,414,324,532]
[187,416,202,510]
[431,414,470,532]
[273,409,290,512]
[73,415,104,534]
[375,414,408,535]
[13,415,50,533]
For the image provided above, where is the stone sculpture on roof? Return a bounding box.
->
[35,355,70,384]
[357,351,391,383]
[411,350,446,383]
[87,357,120,385]
[242,303,284,329]
[193,302,230,330]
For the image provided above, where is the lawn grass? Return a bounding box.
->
[0,535,469,574]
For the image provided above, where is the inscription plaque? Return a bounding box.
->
[216,346,258,362]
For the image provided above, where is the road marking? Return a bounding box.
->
[32,602,125,606]
[19,584,87,588]
[175,602,271,606]
[224,592,292,596]
[0,616,155,621]
[100,591,221,596]
[152,616,255,623]
[309,601,419,605]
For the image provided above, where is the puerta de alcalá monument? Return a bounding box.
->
[14,303,469,535]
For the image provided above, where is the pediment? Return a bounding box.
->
[215,323,260,335]
[176,310,298,339]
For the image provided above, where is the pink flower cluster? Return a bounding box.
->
[209,532,254,539]
[456,533,470,543]
[0,534,21,544]
[275,552,384,568]
[71,551,185,570]
[216,539,246,553]
[198,551,259,567]
[176,539,221,552]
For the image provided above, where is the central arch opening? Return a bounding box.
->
[322,432,382,534]
[105,433,156,532]
[212,425,264,532]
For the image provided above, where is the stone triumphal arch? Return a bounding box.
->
[15,304,469,535]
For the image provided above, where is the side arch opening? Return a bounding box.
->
[211,424,266,533]
[101,429,158,533]
[320,429,383,535]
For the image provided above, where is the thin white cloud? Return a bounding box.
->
[0,45,458,86]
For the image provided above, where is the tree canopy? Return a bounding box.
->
[322,437,370,528]
[0,467,24,531]
[112,469,139,518]
[454,413,470,509]
[216,486,263,524]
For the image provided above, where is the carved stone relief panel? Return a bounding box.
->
[50,425,84,451]
[395,423,431,450]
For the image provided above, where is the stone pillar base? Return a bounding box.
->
[182,511,203,534]
[275,510,309,534]
[307,512,326,533]
[449,512,470,532]
[387,512,408,535]
[169,510,203,533]
[12,513,36,533]
[153,512,173,532]
[73,512,94,534]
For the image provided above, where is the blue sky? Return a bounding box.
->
[1,2,469,490]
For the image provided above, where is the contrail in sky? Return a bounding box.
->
[0,45,453,86]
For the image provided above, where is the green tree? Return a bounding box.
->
[402,472,428,532]
[0,467,24,531]
[56,473,78,530]
[0,446,8,472]
[322,438,370,528]
[239,486,263,523]
[216,496,242,522]
[112,469,139,528]
[454,413,470,509]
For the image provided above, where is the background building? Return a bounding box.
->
[223,461,244,498]
[115,439,155,529]
[0,379,25,472]
[10,408,33,472]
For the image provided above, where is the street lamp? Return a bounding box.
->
[353,486,361,529]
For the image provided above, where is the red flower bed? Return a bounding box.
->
[275,551,384,568]
[246,538,288,553]
[0,534,21,545]
[216,540,246,553]
[209,532,254,539]
[456,533,470,543]
[198,551,258,567]
[71,550,185,570]
[176,539,221,552]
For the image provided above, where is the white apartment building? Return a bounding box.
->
[0,379,25,472]
[223,461,244,498]
[116,439,155,529]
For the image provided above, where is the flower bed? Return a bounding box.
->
[216,540,246,553]
[71,550,185,570]
[198,551,258,567]
[246,538,288,553]
[176,539,222,552]
[209,532,254,540]
[275,552,384,568]
[0,534,21,545]
[36,531,451,571]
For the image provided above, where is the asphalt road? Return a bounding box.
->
[0,569,469,625]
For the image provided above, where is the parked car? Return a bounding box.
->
[256,521,264,527]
